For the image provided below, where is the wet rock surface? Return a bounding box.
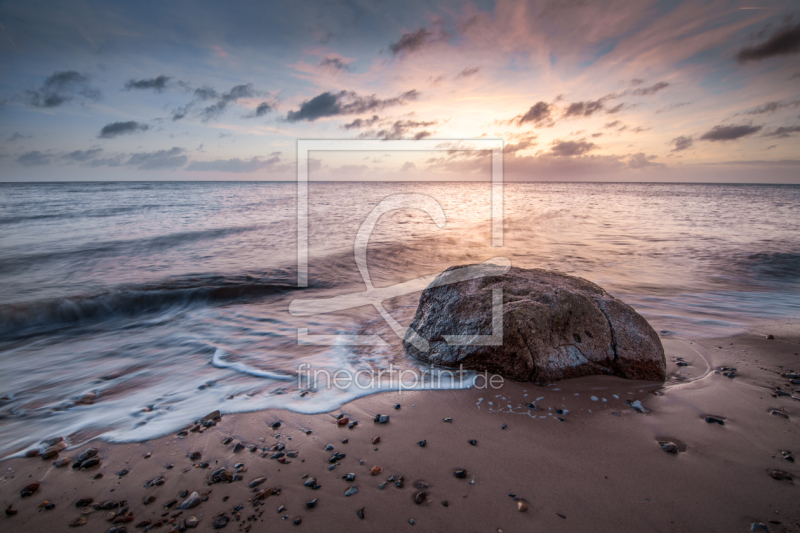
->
[404,265,666,382]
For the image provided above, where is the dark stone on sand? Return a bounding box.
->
[443,417,452,423]
[293,517,302,525]
[770,470,793,481]
[75,498,93,507]
[395,476,404,488]
[143,496,155,505]
[188,451,202,460]
[342,438,348,443]
[766,334,774,339]
[214,515,230,529]
[306,498,317,508]
[379,415,390,424]
[303,477,317,487]
[344,473,355,481]
[404,265,666,383]
[5,505,17,516]
[357,507,365,519]
[345,486,358,496]
[442,500,449,507]
[25,449,40,458]
[501,423,507,429]
[468,439,477,446]
[704,416,725,425]
[180,492,201,509]
[78,448,98,462]
[372,437,380,445]
[117,469,128,477]
[394,404,401,409]
[660,442,679,453]
[337,417,349,426]
[454,470,467,478]
[325,444,334,451]
[781,450,794,462]
[414,491,427,504]
[348,421,358,428]
[233,443,245,452]
[270,421,281,429]
[222,437,233,445]
[418,440,426,447]
[250,477,266,488]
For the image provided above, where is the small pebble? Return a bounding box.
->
[661,442,679,454]
[418,440,426,447]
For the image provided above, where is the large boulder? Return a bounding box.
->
[403,264,666,383]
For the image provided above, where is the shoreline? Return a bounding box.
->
[1,323,798,532]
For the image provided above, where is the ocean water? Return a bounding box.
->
[0,181,798,456]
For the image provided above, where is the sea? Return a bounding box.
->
[0,181,798,456]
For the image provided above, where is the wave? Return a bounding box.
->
[0,224,266,275]
[0,272,301,339]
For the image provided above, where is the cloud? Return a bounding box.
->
[342,115,381,129]
[671,136,693,151]
[25,71,100,108]
[603,120,622,129]
[358,119,437,140]
[251,102,272,117]
[98,121,150,139]
[63,148,103,162]
[124,75,170,92]
[505,137,536,153]
[16,151,50,166]
[200,84,256,121]
[7,132,32,142]
[563,99,605,118]
[740,100,800,115]
[126,147,187,170]
[286,90,419,122]
[194,87,219,100]
[185,155,281,173]
[699,124,762,141]
[764,125,800,138]
[518,102,552,126]
[550,140,596,157]
[631,81,669,96]
[319,57,352,71]
[389,26,449,57]
[627,153,664,169]
[456,66,480,79]
[171,83,263,121]
[737,22,800,62]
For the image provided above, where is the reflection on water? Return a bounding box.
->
[0,182,797,455]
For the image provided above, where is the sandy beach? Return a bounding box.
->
[1,321,797,532]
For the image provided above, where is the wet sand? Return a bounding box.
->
[1,322,798,532]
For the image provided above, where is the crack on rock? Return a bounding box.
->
[594,298,619,361]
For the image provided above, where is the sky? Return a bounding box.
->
[1,0,799,182]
